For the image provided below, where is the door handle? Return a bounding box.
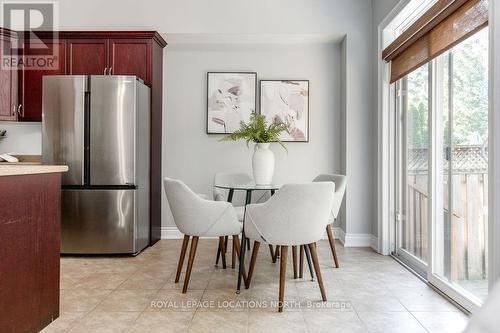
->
[17,104,23,118]
[12,105,16,116]
[109,67,112,75]
[104,67,108,75]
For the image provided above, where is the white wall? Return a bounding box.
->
[371,0,402,239]
[0,0,401,242]
[162,42,341,228]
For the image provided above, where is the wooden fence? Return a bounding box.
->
[405,173,488,281]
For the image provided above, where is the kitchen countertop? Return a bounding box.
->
[0,164,68,176]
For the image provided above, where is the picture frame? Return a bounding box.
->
[259,80,310,142]
[206,72,257,134]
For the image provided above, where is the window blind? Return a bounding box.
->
[383,0,488,83]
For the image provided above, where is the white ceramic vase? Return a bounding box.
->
[252,143,275,185]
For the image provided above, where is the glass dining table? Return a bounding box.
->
[214,181,315,293]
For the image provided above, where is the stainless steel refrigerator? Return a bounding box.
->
[42,75,150,254]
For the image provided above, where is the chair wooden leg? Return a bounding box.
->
[276,246,280,259]
[219,236,227,269]
[246,241,260,288]
[299,245,304,278]
[278,246,288,312]
[215,238,221,267]
[224,235,229,253]
[232,235,248,285]
[232,236,236,269]
[326,224,340,268]
[292,246,298,279]
[308,243,326,301]
[182,236,199,293]
[175,235,190,283]
[269,245,277,263]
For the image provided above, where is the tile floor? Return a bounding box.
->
[41,240,469,333]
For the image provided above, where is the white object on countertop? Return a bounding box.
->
[0,153,19,162]
[252,143,274,185]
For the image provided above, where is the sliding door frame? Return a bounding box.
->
[488,0,500,288]
[426,53,482,313]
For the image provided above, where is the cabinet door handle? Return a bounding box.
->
[104,67,108,75]
[109,67,112,75]
[12,105,16,116]
[17,104,23,118]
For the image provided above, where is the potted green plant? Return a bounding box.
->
[221,113,288,185]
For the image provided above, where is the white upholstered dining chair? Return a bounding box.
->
[243,182,335,312]
[313,174,347,268]
[163,177,246,293]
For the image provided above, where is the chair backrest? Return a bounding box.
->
[213,172,253,201]
[244,182,335,246]
[313,174,347,219]
[164,177,236,236]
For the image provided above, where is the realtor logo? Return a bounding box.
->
[1,1,59,70]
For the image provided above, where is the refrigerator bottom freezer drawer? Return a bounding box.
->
[61,189,147,254]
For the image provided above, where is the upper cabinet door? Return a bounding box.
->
[67,39,108,75]
[0,36,18,121]
[109,39,151,85]
[19,39,66,122]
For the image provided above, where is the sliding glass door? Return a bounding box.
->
[431,28,489,309]
[395,64,430,275]
[395,28,489,312]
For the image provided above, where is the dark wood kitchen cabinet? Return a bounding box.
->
[66,37,151,84]
[19,39,66,122]
[109,38,151,84]
[66,38,108,75]
[0,169,66,333]
[0,28,18,121]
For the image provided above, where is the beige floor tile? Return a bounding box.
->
[302,310,367,333]
[68,311,141,333]
[118,273,171,290]
[412,311,469,333]
[199,289,249,311]
[397,291,460,312]
[40,312,87,333]
[147,289,204,312]
[71,272,131,290]
[357,311,427,333]
[248,311,307,333]
[95,289,159,312]
[189,311,248,333]
[60,289,113,313]
[349,295,406,312]
[41,240,469,333]
[162,273,212,290]
[129,311,194,333]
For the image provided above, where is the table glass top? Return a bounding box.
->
[214,182,280,191]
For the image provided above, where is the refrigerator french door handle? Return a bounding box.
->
[83,90,91,185]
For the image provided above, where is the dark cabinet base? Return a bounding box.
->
[0,173,62,333]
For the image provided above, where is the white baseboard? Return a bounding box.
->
[160,226,376,249]
[337,228,376,248]
[160,227,183,239]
